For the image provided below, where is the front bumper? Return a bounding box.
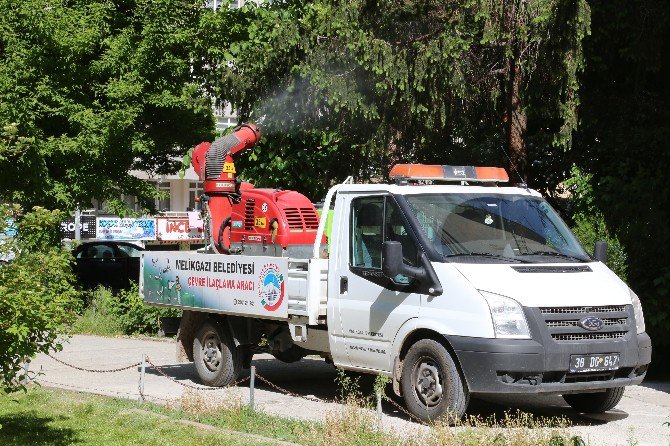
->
[447,306,652,395]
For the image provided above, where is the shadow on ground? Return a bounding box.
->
[641,380,670,394]
[141,355,631,427]
[0,412,79,446]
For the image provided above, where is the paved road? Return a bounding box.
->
[31,335,670,445]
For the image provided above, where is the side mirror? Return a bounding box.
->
[594,240,608,263]
[382,241,443,296]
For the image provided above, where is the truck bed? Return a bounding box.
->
[141,251,328,325]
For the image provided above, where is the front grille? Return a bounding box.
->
[546,318,627,328]
[552,332,627,342]
[512,265,592,273]
[564,371,615,383]
[539,305,631,343]
[541,305,626,315]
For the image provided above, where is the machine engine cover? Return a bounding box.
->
[229,187,325,249]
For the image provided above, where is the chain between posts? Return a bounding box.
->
[254,372,333,403]
[145,357,250,390]
[255,371,426,425]
[384,395,429,425]
[46,352,426,424]
[47,353,141,373]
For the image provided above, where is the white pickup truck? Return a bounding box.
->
[141,164,651,422]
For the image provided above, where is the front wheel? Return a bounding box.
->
[401,339,469,423]
[193,321,241,387]
[563,387,625,413]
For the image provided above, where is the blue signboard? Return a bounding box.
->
[96,218,156,241]
[2,218,16,237]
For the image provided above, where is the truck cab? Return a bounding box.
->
[325,172,650,421]
[142,162,651,423]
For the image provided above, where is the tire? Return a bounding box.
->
[563,387,625,413]
[193,320,241,387]
[401,339,469,423]
[272,345,306,363]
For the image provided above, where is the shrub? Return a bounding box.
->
[0,205,80,393]
[75,284,180,336]
[73,287,124,336]
[113,283,181,335]
[565,166,628,280]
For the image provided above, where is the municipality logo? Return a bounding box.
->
[258,263,285,312]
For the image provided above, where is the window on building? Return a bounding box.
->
[188,182,203,211]
[122,194,138,213]
[156,182,171,212]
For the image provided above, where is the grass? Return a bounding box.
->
[71,305,124,336]
[0,385,589,446]
[0,387,275,446]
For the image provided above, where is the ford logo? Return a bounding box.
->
[579,316,604,331]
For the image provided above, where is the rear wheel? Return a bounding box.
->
[193,321,241,387]
[563,387,625,413]
[401,339,468,423]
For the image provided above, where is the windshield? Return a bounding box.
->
[404,193,590,263]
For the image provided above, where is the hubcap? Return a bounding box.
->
[202,334,222,372]
[414,360,443,407]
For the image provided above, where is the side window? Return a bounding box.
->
[80,244,114,259]
[350,196,384,268]
[350,196,420,285]
[118,244,142,258]
[385,200,418,267]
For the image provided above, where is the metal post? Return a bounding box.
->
[249,366,256,410]
[376,388,382,429]
[139,354,146,402]
[74,208,81,241]
[22,360,30,385]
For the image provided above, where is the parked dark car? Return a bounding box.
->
[72,241,144,290]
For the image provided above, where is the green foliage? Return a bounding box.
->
[72,287,124,337]
[15,206,65,253]
[0,0,215,213]
[573,0,670,354]
[565,166,628,280]
[0,205,80,393]
[75,285,180,336]
[112,284,181,335]
[334,368,365,404]
[198,0,591,199]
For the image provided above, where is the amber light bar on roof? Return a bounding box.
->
[389,164,509,183]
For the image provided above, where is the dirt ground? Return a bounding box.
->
[29,335,670,446]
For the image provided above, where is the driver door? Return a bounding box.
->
[337,194,422,372]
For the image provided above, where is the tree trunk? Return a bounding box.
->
[505,52,528,184]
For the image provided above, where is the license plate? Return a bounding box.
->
[569,353,620,373]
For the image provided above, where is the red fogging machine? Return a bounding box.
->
[191,123,324,257]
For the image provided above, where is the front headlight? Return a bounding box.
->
[481,291,531,339]
[630,289,646,334]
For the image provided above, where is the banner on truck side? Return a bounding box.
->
[142,252,289,319]
[155,217,204,242]
[97,218,156,241]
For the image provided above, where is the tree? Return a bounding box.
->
[0,0,215,213]
[574,0,670,352]
[197,0,590,199]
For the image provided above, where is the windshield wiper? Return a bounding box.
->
[445,252,531,263]
[522,251,589,262]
